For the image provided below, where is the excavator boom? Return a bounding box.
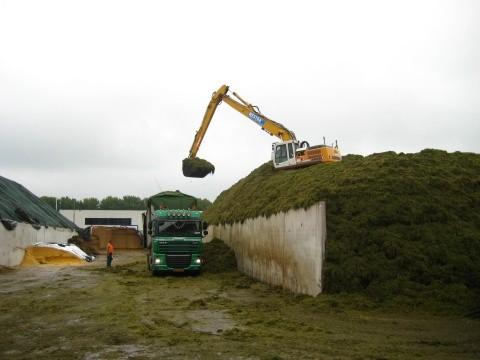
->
[188,85,295,159]
[188,85,229,159]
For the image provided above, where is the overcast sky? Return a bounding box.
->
[1,0,479,201]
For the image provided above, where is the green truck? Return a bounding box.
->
[144,191,207,275]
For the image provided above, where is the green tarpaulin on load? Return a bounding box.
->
[0,175,77,229]
[147,190,197,210]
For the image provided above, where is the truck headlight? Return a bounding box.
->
[155,258,161,264]
[195,258,201,264]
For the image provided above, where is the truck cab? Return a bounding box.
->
[147,209,205,274]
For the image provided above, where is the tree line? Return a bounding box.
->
[40,196,212,211]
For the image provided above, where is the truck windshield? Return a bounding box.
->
[154,220,201,237]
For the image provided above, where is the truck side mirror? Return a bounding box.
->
[202,222,209,230]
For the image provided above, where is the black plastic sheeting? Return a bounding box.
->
[1,219,17,231]
[0,175,77,230]
[76,226,92,240]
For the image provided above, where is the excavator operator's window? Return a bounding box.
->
[275,144,288,164]
[288,143,294,159]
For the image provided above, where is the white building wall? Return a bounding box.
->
[60,210,144,230]
[206,202,326,296]
[0,223,76,267]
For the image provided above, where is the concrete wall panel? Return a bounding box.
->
[0,223,76,267]
[207,202,326,296]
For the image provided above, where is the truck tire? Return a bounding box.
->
[191,269,202,276]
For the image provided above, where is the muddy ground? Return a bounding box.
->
[0,250,479,360]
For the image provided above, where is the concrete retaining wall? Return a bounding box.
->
[207,202,326,296]
[0,223,76,267]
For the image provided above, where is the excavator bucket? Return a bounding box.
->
[182,157,215,178]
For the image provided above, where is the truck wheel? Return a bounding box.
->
[191,269,202,276]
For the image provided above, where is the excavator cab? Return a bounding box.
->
[272,140,342,169]
[272,140,341,170]
[272,140,299,169]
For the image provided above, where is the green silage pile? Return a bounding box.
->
[202,238,237,273]
[204,149,480,308]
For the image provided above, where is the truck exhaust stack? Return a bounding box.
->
[182,157,215,178]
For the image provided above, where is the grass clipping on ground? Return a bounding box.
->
[182,157,215,178]
[204,149,480,309]
[202,238,237,273]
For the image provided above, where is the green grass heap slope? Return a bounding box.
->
[202,238,238,273]
[204,150,480,308]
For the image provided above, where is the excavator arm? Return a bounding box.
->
[188,85,228,159]
[188,85,296,159]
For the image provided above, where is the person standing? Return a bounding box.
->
[106,239,114,268]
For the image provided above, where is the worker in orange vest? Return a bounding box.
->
[106,239,114,268]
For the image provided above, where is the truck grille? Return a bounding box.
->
[166,254,192,269]
[156,241,199,253]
